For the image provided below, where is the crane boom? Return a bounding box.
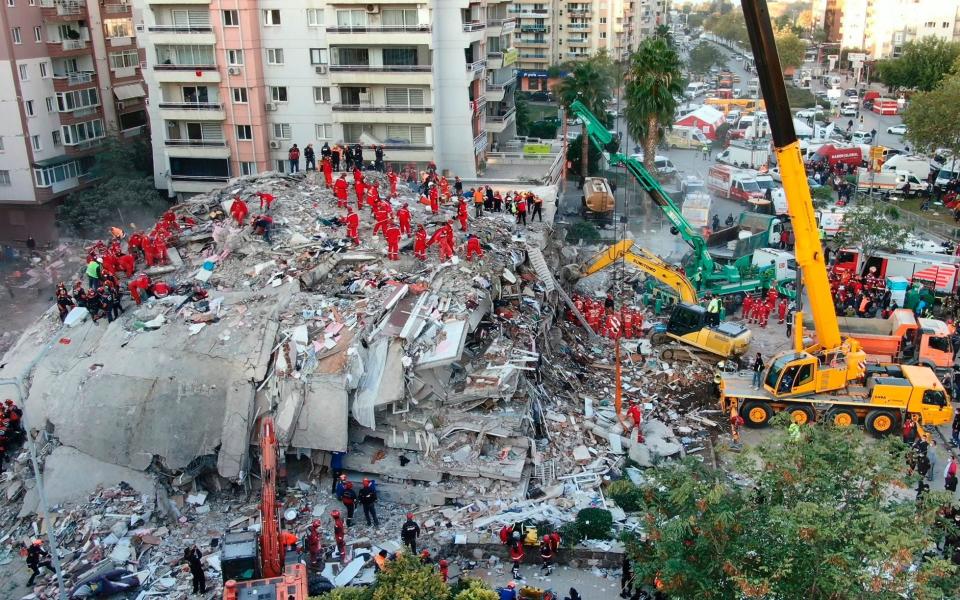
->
[568,100,716,277]
[738,0,841,350]
[583,240,698,303]
[259,416,284,579]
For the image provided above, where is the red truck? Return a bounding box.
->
[809,144,863,169]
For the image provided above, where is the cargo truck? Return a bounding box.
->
[707,212,783,261]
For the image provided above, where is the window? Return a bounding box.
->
[236,125,252,140]
[272,123,291,139]
[309,48,328,65]
[335,47,369,66]
[57,88,99,111]
[31,135,41,151]
[222,10,239,26]
[33,26,41,43]
[306,8,324,26]
[923,390,947,407]
[383,9,419,27]
[386,125,427,144]
[157,45,215,66]
[33,160,88,187]
[240,161,256,175]
[383,47,417,66]
[270,86,288,102]
[0,171,9,186]
[6,0,13,6]
[275,160,285,173]
[336,9,366,27]
[600,31,607,38]
[226,49,244,65]
[313,86,331,103]
[263,9,281,25]
[24,100,34,116]
[18,64,28,81]
[52,131,61,147]
[181,86,208,103]
[61,119,105,145]
[342,123,373,142]
[45,97,53,112]
[231,87,248,103]
[39,62,47,77]
[600,17,607,23]
[385,87,425,107]
[110,49,139,69]
[104,19,131,38]
[315,123,332,139]
[266,48,284,65]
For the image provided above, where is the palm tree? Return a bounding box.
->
[624,36,684,175]
[555,52,614,178]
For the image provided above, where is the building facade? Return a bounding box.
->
[137,0,517,198]
[0,0,147,242]
[822,0,960,59]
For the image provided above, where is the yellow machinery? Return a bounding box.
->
[583,240,752,359]
[718,0,954,434]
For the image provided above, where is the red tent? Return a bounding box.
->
[674,105,725,140]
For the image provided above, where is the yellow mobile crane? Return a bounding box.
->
[582,240,752,359]
[719,0,954,434]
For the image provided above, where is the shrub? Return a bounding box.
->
[567,221,601,243]
[453,579,499,600]
[607,479,644,512]
[561,507,614,543]
[313,588,372,600]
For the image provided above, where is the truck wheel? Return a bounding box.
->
[865,409,898,437]
[786,405,815,425]
[741,400,773,428]
[825,407,857,428]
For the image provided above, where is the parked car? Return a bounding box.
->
[840,105,858,117]
[887,124,908,135]
[844,88,859,98]
[796,106,825,119]
[529,91,553,102]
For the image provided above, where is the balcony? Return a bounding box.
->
[471,96,488,116]
[158,102,226,120]
[486,107,516,133]
[40,0,86,20]
[462,21,487,32]
[147,25,215,44]
[463,20,486,43]
[520,24,547,32]
[48,37,91,58]
[567,38,591,47]
[325,24,430,45]
[153,64,221,84]
[487,17,517,35]
[467,59,487,73]
[508,8,549,16]
[517,39,549,47]
[488,48,518,69]
[485,78,515,102]
[52,70,96,91]
[164,139,230,159]
[147,0,211,4]
[328,64,432,85]
[567,8,592,15]
[474,132,488,155]
[332,104,432,113]
[331,104,432,124]
[103,3,131,14]
[568,23,590,30]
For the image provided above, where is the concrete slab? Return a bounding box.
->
[290,375,350,452]
[42,446,155,505]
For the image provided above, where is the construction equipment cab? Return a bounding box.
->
[657,304,752,360]
[580,177,616,220]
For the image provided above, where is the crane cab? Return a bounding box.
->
[763,346,866,398]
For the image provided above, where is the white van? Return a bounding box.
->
[665,125,710,149]
[936,160,960,187]
[684,82,708,99]
[880,155,932,182]
[630,153,677,178]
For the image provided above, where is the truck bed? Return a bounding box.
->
[721,372,871,403]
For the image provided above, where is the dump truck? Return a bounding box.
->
[706,212,783,262]
[580,176,616,221]
[803,309,955,370]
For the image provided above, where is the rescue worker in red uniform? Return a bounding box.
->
[127,232,144,259]
[388,169,399,198]
[457,199,469,232]
[625,399,644,443]
[429,184,440,214]
[397,203,411,238]
[334,174,350,208]
[372,201,389,237]
[777,297,789,324]
[766,288,778,309]
[322,156,334,187]
[539,535,555,575]
[331,510,347,563]
[353,167,363,184]
[257,191,276,211]
[384,220,401,261]
[345,207,360,246]
[355,179,366,209]
[118,253,135,278]
[413,225,427,260]
[152,236,168,266]
[438,559,449,583]
[742,294,754,319]
[306,520,323,566]
[466,234,483,261]
[508,532,524,579]
[128,274,152,305]
[230,197,248,226]
[143,236,157,267]
[366,182,380,210]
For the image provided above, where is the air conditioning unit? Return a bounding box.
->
[314,65,327,74]
[135,24,144,33]
[227,66,240,75]
[366,4,379,14]
[265,102,277,111]
[269,140,281,149]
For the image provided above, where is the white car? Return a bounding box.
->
[768,166,782,182]
[796,106,824,119]
[887,124,908,135]
[840,105,858,117]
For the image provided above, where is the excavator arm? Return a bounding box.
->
[568,100,716,277]
[582,240,698,304]
[259,416,284,579]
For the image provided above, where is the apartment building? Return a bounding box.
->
[137,0,516,198]
[823,0,960,58]
[0,0,147,242]
[514,0,665,92]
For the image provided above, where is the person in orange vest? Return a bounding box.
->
[413,225,427,260]
[397,203,412,238]
[473,187,485,217]
[334,174,349,208]
[230,197,248,226]
[372,201,389,237]
[384,220,401,261]
[457,199,469,232]
[466,234,483,261]
[388,168,399,198]
[331,510,347,563]
[322,155,334,187]
[344,207,360,246]
[625,398,644,443]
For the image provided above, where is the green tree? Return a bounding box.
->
[621,422,960,598]
[514,89,531,136]
[56,136,167,237]
[314,589,372,600]
[876,37,960,91]
[625,36,684,174]
[706,10,749,45]
[903,71,960,156]
[555,52,615,177]
[688,41,723,74]
[565,134,603,178]
[832,203,912,256]
[452,580,499,600]
[372,553,450,600]
[774,29,806,71]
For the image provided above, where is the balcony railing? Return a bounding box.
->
[325,25,430,33]
[54,39,88,50]
[153,64,218,71]
[147,25,214,33]
[568,8,592,14]
[508,8,548,15]
[471,96,487,114]
[329,64,431,72]
[158,102,223,111]
[487,17,517,26]
[486,79,516,91]
[520,25,547,32]
[54,71,94,84]
[164,139,226,147]
[104,3,130,13]
[462,21,487,32]
[488,107,517,122]
[171,174,230,182]
[331,104,433,113]
[474,132,488,154]
[569,23,590,30]
[42,0,85,15]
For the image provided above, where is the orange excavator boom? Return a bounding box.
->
[259,416,284,579]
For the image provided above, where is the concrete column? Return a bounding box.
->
[432,0,477,178]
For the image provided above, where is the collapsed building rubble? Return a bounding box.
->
[0,168,729,595]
